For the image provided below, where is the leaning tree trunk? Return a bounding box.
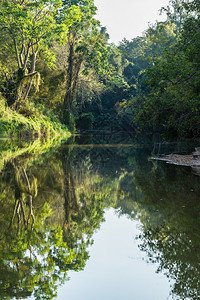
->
[22,49,37,103]
[12,42,38,110]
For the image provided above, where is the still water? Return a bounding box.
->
[0,134,199,300]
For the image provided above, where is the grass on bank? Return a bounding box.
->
[0,96,70,138]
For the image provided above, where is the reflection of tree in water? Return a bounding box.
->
[9,162,35,230]
[61,144,106,271]
[3,134,198,300]
[0,157,76,299]
[60,137,123,269]
[70,136,200,300]
[0,143,109,299]
[116,157,200,300]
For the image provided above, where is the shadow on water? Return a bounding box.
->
[0,134,199,299]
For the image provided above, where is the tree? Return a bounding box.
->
[0,0,80,108]
[160,0,190,30]
[138,4,200,137]
[58,0,109,129]
[120,0,200,138]
[115,20,177,134]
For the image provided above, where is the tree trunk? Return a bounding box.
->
[62,35,83,131]
[21,50,37,103]
[12,46,37,110]
[63,38,75,127]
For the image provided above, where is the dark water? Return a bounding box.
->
[0,134,200,300]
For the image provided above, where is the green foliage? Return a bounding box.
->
[60,0,111,127]
[85,18,178,132]
[116,0,200,138]
[0,0,81,107]
[135,12,200,137]
[0,95,70,138]
[1,0,199,138]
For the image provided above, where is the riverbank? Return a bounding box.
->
[0,97,70,139]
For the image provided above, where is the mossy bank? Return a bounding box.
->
[0,97,71,139]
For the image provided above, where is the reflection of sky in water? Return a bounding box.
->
[55,208,173,300]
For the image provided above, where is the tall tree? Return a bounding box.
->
[137,0,200,137]
[0,0,80,108]
[59,0,109,128]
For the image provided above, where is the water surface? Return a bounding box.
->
[0,134,199,300]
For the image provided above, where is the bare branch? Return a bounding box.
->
[20,44,25,66]
[23,42,31,69]
[13,38,21,68]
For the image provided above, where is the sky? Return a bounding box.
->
[94,0,170,44]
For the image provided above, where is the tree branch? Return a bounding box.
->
[13,37,21,68]
[20,44,25,66]
[23,42,31,69]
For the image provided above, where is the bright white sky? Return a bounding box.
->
[94,0,170,44]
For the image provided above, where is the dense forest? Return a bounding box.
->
[0,0,199,138]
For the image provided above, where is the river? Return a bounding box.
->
[0,133,199,300]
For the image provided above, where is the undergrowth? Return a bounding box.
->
[0,96,70,138]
